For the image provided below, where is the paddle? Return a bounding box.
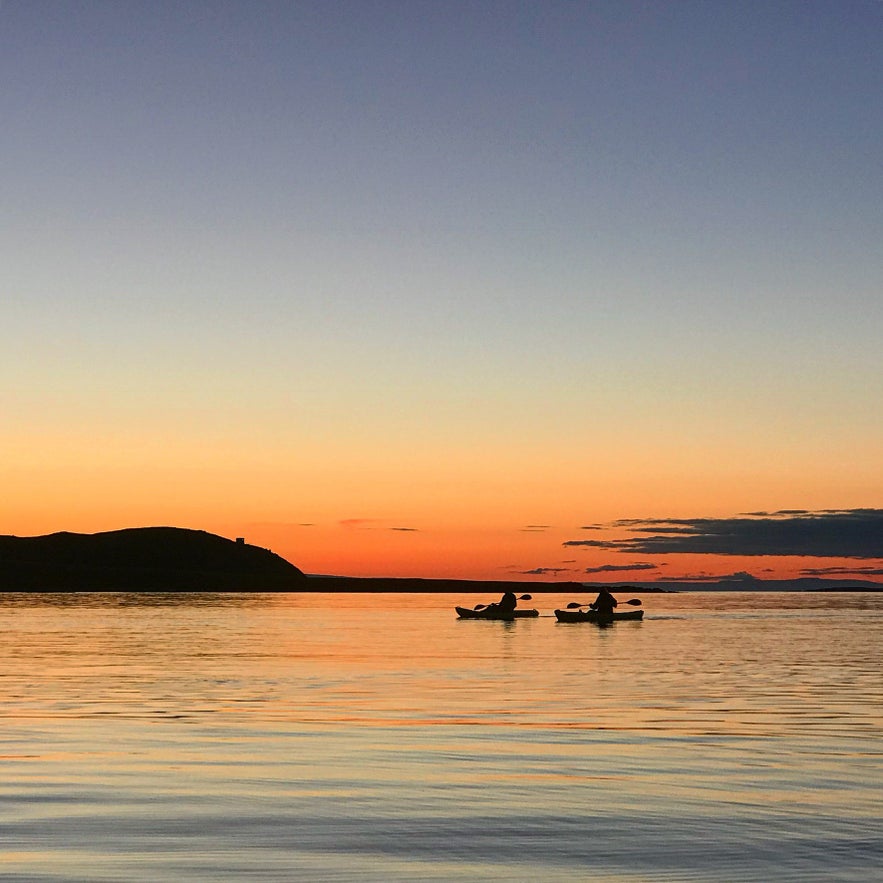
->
[474,593,533,611]
[565,598,642,609]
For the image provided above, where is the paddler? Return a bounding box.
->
[496,590,518,614]
[591,586,618,618]
[484,590,518,615]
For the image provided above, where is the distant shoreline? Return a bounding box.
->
[2,576,880,594]
[1,528,880,593]
[299,577,880,593]
[302,576,672,593]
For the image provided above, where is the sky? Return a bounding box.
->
[2,1,881,582]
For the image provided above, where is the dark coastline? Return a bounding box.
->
[1,528,879,593]
[0,527,305,592]
[0,529,601,594]
[304,576,597,594]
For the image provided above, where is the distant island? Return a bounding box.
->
[0,528,601,593]
[0,527,306,591]
[306,576,619,593]
[1,528,879,593]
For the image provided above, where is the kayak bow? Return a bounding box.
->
[455,606,539,620]
[554,608,644,623]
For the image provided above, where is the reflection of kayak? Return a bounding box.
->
[455,606,539,620]
[554,608,644,623]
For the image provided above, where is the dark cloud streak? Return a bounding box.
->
[517,567,571,576]
[564,510,883,559]
[584,563,659,574]
[801,565,883,576]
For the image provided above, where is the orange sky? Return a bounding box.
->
[3,420,881,581]
[3,420,880,581]
[3,4,881,584]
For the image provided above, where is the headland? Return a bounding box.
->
[0,527,305,591]
[2,528,878,593]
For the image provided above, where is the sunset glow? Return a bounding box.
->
[2,2,881,584]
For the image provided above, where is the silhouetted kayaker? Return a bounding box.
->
[496,591,518,614]
[591,587,618,618]
[497,592,518,613]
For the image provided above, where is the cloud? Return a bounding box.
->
[338,519,418,532]
[801,565,883,576]
[565,510,883,558]
[518,567,571,576]
[583,563,659,574]
[243,521,315,529]
[521,525,550,532]
[657,573,717,582]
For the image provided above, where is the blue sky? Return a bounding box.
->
[3,1,881,578]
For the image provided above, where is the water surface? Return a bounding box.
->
[1,591,880,881]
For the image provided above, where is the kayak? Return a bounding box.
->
[554,608,644,623]
[455,606,539,620]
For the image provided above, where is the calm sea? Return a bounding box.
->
[0,591,879,882]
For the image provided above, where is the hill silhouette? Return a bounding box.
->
[0,527,306,591]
